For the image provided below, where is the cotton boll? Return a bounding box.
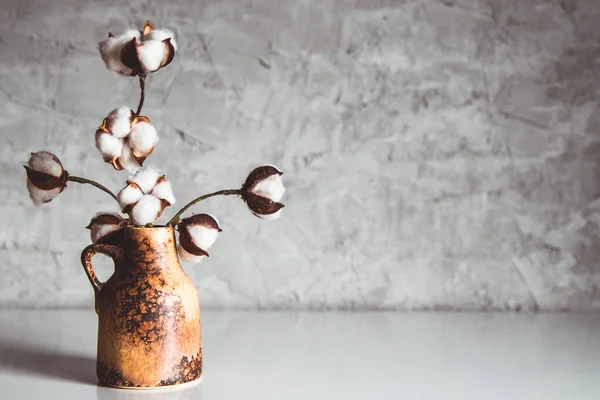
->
[117,143,142,173]
[129,121,158,157]
[25,151,66,205]
[151,178,175,205]
[107,106,133,138]
[143,28,178,51]
[117,183,144,210]
[95,131,124,162]
[178,214,220,258]
[251,174,285,202]
[241,166,286,220]
[131,195,163,225]
[28,151,63,178]
[177,243,205,264]
[27,180,62,205]
[99,22,177,76]
[137,40,168,73]
[130,166,161,194]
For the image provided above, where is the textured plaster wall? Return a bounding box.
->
[1,0,600,310]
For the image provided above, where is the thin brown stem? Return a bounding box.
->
[136,75,146,115]
[68,175,119,203]
[166,189,242,226]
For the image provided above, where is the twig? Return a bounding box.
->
[68,175,119,203]
[166,189,241,226]
[136,75,146,115]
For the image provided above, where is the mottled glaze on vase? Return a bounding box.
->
[81,226,202,388]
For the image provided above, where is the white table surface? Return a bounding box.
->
[0,310,599,399]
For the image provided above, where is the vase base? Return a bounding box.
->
[99,375,202,391]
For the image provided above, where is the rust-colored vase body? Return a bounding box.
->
[81,226,201,388]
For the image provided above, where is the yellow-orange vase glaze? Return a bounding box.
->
[81,226,201,388]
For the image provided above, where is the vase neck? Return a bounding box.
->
[121,227,179,272]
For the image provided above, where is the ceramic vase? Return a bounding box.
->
[81,226,202,388]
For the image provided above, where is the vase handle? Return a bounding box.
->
[81,244,123,312]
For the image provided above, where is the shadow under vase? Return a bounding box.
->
[0,342,97,385]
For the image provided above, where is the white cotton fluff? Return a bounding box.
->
[130,166,161,194]
[95,131,124,162]
[98,30,141,75]
[177,243,205,264]
[251,174,285,202]
[90,223,119,244]
[151,180,175,205]
[107,106,133,138]
[98,38,125,73]
[28,151,62,178]
[253,209,282,220]
[143,28,178,51]
[27,180,61,205]
[129,121,158,156]
[131,195,162,225]
[137,40,168,73]
[117,143,142,173]
[188,224,219,251]
[117,183,143,210]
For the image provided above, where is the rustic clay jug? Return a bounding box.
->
[81,226,202,388]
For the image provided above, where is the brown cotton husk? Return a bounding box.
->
[132,145,154,159]
[24,166,66,191]
[110,158,125,171]
[135,154,148,166]
[121,37,143,75]
[143,20,154,36]
[161,38,176,69]
[132,115,150,124]
[98,118,110,132]
[159,198,170,212]
[243,192,285,216]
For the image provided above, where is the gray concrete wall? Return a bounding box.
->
[1,0,599,310]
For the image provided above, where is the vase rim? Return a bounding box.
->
[125,225,173,231]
